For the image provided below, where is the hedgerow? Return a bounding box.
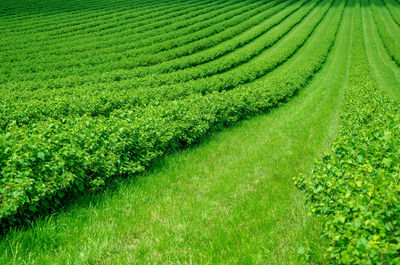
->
[295,1,400,263]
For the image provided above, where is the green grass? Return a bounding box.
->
[0,3,353,262]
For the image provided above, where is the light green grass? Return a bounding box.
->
[0,4,354,263]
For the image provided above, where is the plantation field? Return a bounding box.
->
[1,0,400,263]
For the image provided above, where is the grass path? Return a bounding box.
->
[361,1,400,99]
[0,2,354,265]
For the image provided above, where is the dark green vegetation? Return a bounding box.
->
[0,0,399,264]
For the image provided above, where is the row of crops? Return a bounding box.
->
[1,0,400,263]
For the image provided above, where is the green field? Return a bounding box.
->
[1,0,400,263]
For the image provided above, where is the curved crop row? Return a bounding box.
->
[0,0,235,55]
[0,0,263,66]
[0,0,326,129]
[0,0,182,37]
[0,0,238,65]
[0,0,136,21]
[0,0,344,229]
[114,0,316,87]
[0,0,175,35]
[37,0,208,38]
[0,0,287,84]
[0,0,220,52]
[0,0,268,81]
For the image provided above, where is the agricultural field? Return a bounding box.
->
[0,0,400,264]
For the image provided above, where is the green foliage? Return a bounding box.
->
[295,1,400,263]
[0,0,343,229]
